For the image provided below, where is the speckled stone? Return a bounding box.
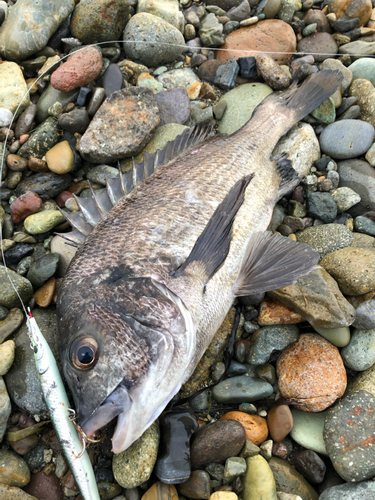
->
[243,455,277,500]
[319,481,375,500]
[0,267,33,309]
[0,309,24,344]
[112,420,159,488]
[320,119,375,160]
[0,340,15,376]
[257,297,305,325]
[268,457,318,500]
[277,333,347,412]
[0,449,30,487]
[213,374,273,403]
[324,390,375,482]
[341,328,375,371]
[17,117,59,160]
[142,483,178,500]
[220,411,268,446]
[296,223,353,258]
[247,325,299,366]
[24,210,65,235]
[0,62,30,118]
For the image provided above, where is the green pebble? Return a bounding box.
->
[312,326,351,347]
[24,210,66,234]
[290,409,328,455]
[311,97,336,124]
[243,455,277,500]
[302,23,317,36]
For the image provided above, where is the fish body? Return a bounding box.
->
[57,70,343,453]
[27,313,100,500]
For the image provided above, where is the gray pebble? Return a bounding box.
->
[341,328,375,371]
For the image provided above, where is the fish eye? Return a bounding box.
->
[70,336,99,370]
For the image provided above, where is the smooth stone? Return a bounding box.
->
[45,141,74,174]
[71,0,130,44]
[0,62,30,117]
[86,165,119,186]
[137,72,163,93]
[210,493,237,500]
[36,84,79,123]
[353,299,375,329]
[269,267,355,330]
[312,326,351,347]
[220,411,268,446]
[59,109,90,134]
[22,470,63,499]
[324,390,375,482]
[137,0,184,32]
[15,172,71,200]
[190,419,246,470]
[354,215,375,236]
[319,119,375,160]
[157,67,200,90]
[103,63,124,96]
[0,449,30,487]
[0,377,11,441]
[247,325,299,366]
[79,87,160,163]
[218,83,273,135]
[123,13,185,67]
[155,409,198,484]
[295,223,353,258]
[319,481,375,500]
[268,458,318,500]
[0,483,39,499]
[0,305,9,320]
[177,470,211,499]
[0,0,74,61]
[290,409,328,455]
[297,32,338,62]
[311,98,336,124]
[294,450,326,484]
[17,117,59,160]
[49,235,77,278]
[337,160,375,217]
[330,186,361,212]
[199,13,224,47]
[0,308,24,344]
[113,421,159,488]
[3,243,34,266]
[141,483,178,500]
[256,53,291,90]
[26,253,59,287]
[0,108,13,127]
[243,455,277,500]
[267,405,293,443]
[239,439,261,458]
[0,267,33,309]
[306,191,338,223]
[272,123,320,179]
[341,328,375,371]
[33,277,55,308]
[24,210,65,235]
[213,375,273,403]
[339,40,375,58]
[155,87,190,125]
[349,57,375,86]
[223,457,246,482]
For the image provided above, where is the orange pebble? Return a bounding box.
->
[220,411,268,446]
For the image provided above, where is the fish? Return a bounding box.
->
[27,309,100,500]
[56,69,343,454]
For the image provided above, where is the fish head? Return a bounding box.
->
[57,275,196,453]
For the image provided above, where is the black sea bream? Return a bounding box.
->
[57,70,342,453]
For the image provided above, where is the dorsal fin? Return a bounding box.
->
[55,125,212,243]
[271,152,300,198]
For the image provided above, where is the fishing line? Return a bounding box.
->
[0,36,371,314]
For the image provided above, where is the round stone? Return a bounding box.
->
[0,449,30,487]
[24,210,66,235]
[319,119,375,160]
[0,340,15,376]
[247,325,300,366]
[243,455,276,499]
[0,267,33,309]
[306,191,338,223]
[177,470,211,499]
[297,32,338,62]
[267,405,293,443]
[296,223,353,258]
[277,333,347,412]
[220,411,268,446]
[290,409,328,455]
[341,328,375,371]
[142,482,178,500]
[45,141,74,174]
[212,374,273,404]
[349,57,375,87]
[295,450,326,484]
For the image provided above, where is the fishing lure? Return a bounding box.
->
[27,308,100,500]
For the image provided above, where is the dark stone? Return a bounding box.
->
[296,32,338,63]
[48,16,71,50]
[224,20,240,36]
[76,87,92,106]
[292,62,317,82]
[24,443,46,472]
[155,87,191,126]
[190,419,246,470]
[226,360,247,377]
[177,470,211,499]
[295,450,326,484]
[306,191,338,223]
[23,470,64,500]
[59,109,90,134]
[237,57,257,79]
[17,117,59,160]
[314,156,332,171]
[102,63,124,96]
[3,244,34,266]
[333,213,352,224]
[336,97,357,117]
[27,253,60,287]
[214,58,239,91]
[0,8,5,27]
[334,16,360,33]
[191,54,207,66]
[239,292,265,306]
[62,131,82,172]
[15,172,72,200]
[354,216,375,236]
[155,409,199,484]
[337,160,375,217]
[197,59,222,83]
[319,481,375,500]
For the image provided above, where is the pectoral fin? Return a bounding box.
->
[233,232,320,296]
[171,174,254,284]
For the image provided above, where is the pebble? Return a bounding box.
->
[296,223,353,258]
[112,420,160,488]
[0,267,33,309]
[213,374,273,403]
[0,340,15,376]
[267,405,293,443]
[0,484,38,499]
[242,455,276,500]
[223,456,246,482]
[141,483,178,500]
[3,243,34,266]
[319,481,375,500]
[319,119,375,159]
[277,333,347,412]
[257,296,305,325]
[15,103,37,138]
[294,450,326,484]
[36,84,79,123]
[23,470,63,500]
[341,328,375,371]
[337,159,375,217]
[0,377,11,441]
[239,439,261,458]
[0,108,13,127]
[45,141,74,175]
[26,253,59,288]
[269,267,355,330]
[210,493,238,500]
[269,457,319,500]
[33,277,56,308]
[247,325,299,366]
[297,32,338,62]
[17,117,59,160]
[10,188,42,224]
[354,215,375,236]
[59,108,90,134]
[23,210,65,235]
[199,13,225,47]
[324,390,375,482]
[330,186,361,213]
[0,62,30,117]
[124,13,185,67]
[103,63,125,96]
[177,470,211,499]
[155,87,190,125]
[306,191,338,223]
[311,97,336,124]
[79,87,159,163]
[138,0,184,32]
[290,409,327,455]
[0,449,30,487]
[0,308,24,343]
[214,59,239,91]
[220,411,268,446]
[71,0,130,44]
[190,419,246,470]
[352,299,375,329]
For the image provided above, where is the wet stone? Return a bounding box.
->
[155,87,191,125]
[306,191,338,223]
[15,172,72,200]
[3,243,34,266]
[267,405,293,443]
[247,325,299,366]
[0,449,30,487]
[177,470,211,499]
[341,328,375,371]
[59,109,90,134]
[353,299,375,330]
[214,59,239,91]
[220,412,268,446]
[190,420,246,470]
[294,450,326,484]
[103,63,124,97]
[26,253,59,288]
[243,455,276,500]
[354,215,375,236]
[142,483,178,500]
[269,457,319,500]
[0,267,33,309]
[212,375,273,404]
[319,481,375,500]
[155,409,198,484]
[324,390,375,482]
[17,117,59,160]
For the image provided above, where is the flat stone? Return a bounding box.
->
[26,253,59,287]
[213,375,273,404]
[290,409,328,455]
[155,87,190,125]
[0,449,30,487]
[297,32,338,62]
[243,455,277,500]
[319,119,375,160]
[79,87,160,163]
[15,172,72,200]
[296,223,354,258]
[306,191,338,223]
[268,457,319,500]
[220,411,268,446]
[59,109,90,134]
[269,267,355,329]
[319,481,375,500]
[112,420,159,488]
[247,325,299,366]
[258,297,305,325]
[267,405,293,443]
[341,328,375,371]
[0,484,39,499]
[103,63,124,96]
[324,390,375,482]
[0,0,74,61]
[123,13,185,67]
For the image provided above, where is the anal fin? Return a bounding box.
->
[233,232,319,296]
[271,152,300,198]
[171,174,254,285]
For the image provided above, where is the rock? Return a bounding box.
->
[348,57,375,87]
[319,481,375,500]
[15,172,71,200]
[328,0,372,28]
[137,72,163,93]
[214,59,239,91]
[0,377,11,441]
[50,235,77,277]
[190,419,246,470]
[320,247,375,295]
[267,405,293,443]
[155,409,198,484]
[17,117,59,160]
[4,244,34,266]
[71,0,130,44]
[247,325,299,366]
[24,211,65,235]
[223,456,246,482]
[0,308,24,344]
[296,223,353,258]
[337,159,375,216]
[141,483,178,500]
[290,409,327,455]
[0,340,15,376]
[297,33,337,62]
[23,471,63,500]
[330,186,361,213]
[321,59,353,93]
[217,83,272,135]
[200,13,225,47]
[210,493,238,500]
[341,328,375,370]
[216,20,296,65]
[213,375,273,403]
[0,108,13,127]
[157,67,200,90]
[268,457,319,500]
[0,267,33,309]
[103,63,124,96]
[306,191,338,223]
[26,253,59,287]
[10,192,43,224]
[355,215,375,236]
[256,54,292,90]
[324,390,375,482]
[138,0,184,32]
[349,78,375,126]
[239,439,261,458]
[269,267,355,329]
[258,297,305,325]
[243,455,277,500]
[319,119,375,160]
[0,449,30,487]
[36,84,79,124]
[155,88,190,125]
[79,87,159,163]
[0,62,30,117]
[220,411,268,446]
[353,299,375,329]
[177,470,211,499]
[198,60,222,83]
[0,484,38,500]
[294,450,326,484]
[113,420,159,487]
[0,0,74,61]
[51,47,102,92]
[45,141,74,175]
[276,333,347,412]
[123,13,185,67]
[33,277,56,308]
[59,109,90,134]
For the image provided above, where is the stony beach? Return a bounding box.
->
[0,0,375,499]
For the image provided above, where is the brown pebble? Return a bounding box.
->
[23,471,64,500]
[19,134,29,144]
[267,405,293,442]
[10,191,43,224]
[6,154,29,172]
[34,277,56,308]
[55,191,73,208]
[258,296,305,325]
[142,482,178,500]
[220,411,268,446]
[272,441,288,458]
[19,415,36,429]
[277,333,347,411]
[256,54,292,90]
[28,156,49,172]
